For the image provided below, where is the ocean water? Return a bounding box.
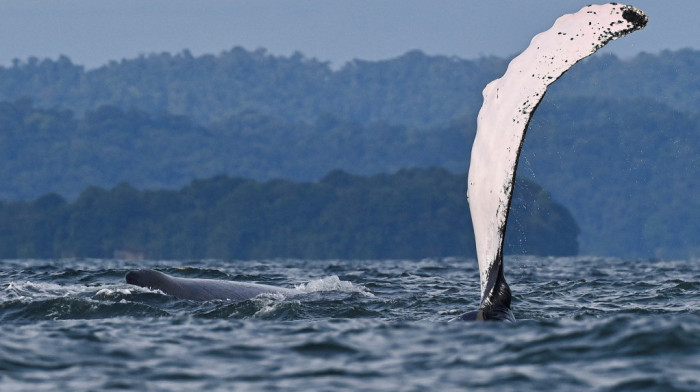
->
[1,256,698,391]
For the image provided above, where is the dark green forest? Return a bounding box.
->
[0,48,697,259]
[0,169,578,260]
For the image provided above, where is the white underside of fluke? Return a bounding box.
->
[468,4,647,300]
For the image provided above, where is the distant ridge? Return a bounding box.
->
[1,48,698,126]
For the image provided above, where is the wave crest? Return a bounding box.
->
[295,275,374,297]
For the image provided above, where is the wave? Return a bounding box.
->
[295,275,374,297]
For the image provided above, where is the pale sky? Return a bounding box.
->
[0,0,697,69]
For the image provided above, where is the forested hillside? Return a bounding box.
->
[0,49,496,127]
[0,48,697,258]
[0,169,578,260]
[0,100,470,200]
[1,48,698,126]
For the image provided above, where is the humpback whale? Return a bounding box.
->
[456,4,647,321]
[125,269,300,301]
[125,4,648,315]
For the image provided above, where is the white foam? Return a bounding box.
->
[2,280,88,301]
[295,275,374,297]
[253,297,298,317]
[2,280,137,302]
[95,288,133,297]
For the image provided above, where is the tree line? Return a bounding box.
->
[0,168,579,260]
[1,48,698,127]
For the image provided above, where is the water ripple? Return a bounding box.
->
[1,257,699,391]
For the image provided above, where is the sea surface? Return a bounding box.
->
[1,256,699,391]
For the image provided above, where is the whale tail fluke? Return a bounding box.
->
[461,4,647,322]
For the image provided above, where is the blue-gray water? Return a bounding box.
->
[1,257,699,391]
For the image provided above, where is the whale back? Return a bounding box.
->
[125,269,299,301]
